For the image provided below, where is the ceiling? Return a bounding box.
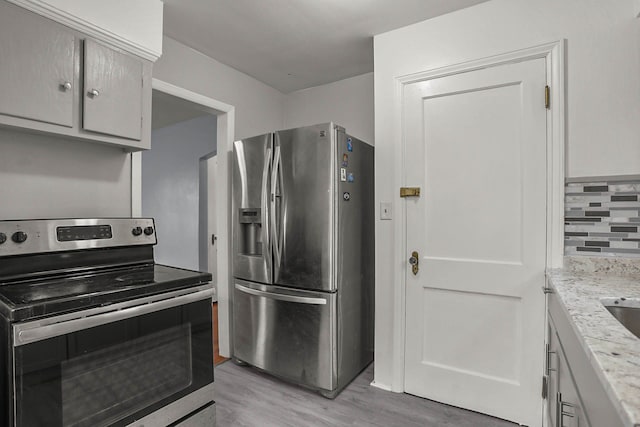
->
[161,0,490,93]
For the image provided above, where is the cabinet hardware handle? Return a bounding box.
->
[61,81,72,91]
[557,393,579,427]
[89,89,100,97]
[546,343,557,374]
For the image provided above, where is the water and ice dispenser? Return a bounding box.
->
[238,208,262,256]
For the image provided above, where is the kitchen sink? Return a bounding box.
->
[603,300,640,339]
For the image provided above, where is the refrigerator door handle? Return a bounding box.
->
[271,145,283,270]
[235,283,327,305]
[261,146,272,274]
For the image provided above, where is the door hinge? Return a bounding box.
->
[542,375,548,399]
[400,187,421,198]
[545,85,551,109]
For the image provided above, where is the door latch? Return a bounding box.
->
[409,251,419,275]
[400,187,421,198]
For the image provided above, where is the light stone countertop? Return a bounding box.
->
[547,257,640,427]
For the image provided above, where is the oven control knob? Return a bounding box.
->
[132,227,143,236]
[12,231,27,243]
[0,233,6,244]
[143,226,154,236]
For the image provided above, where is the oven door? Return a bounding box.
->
[11,286,213,427]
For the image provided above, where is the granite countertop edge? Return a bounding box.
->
[546,268,640,427]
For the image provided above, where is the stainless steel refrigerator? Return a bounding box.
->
[232,123,374,398]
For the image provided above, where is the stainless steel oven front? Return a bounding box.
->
[10,286,214,427]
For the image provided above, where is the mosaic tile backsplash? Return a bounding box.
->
[565,179,640,257]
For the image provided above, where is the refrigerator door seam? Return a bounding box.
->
[271,144,282,275]
[261,145,272,280]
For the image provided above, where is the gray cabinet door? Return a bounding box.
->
[0,2,74,127]
[83,39,143,140]
[549,314,590,427]
[556,339,588,427]
[547,324,559,427]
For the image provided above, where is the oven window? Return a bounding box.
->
[13,299,212,427]
[61,324,192,427]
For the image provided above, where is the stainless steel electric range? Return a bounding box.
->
[0,218,214,427]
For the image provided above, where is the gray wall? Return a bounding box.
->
[284,73,374,144]
[154,37,285,140]
[0,128,131,219]
[142,114,217,270]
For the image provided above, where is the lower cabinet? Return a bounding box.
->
[546,292,625,427]
[547,318,587,427]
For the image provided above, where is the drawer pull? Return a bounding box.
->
[557,393,579,427]
[546,343,557,374]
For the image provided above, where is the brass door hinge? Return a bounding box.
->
[400,187,420,198]
[545,85,551,109]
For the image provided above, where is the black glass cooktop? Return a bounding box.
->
[0,264,212,322]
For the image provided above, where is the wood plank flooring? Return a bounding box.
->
[212,303,229,366]
[214,361,517,426]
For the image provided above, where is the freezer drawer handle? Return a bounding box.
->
[235,283,327,305]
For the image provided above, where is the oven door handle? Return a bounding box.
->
[13,287,213,346]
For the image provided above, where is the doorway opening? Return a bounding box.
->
[144,91,216,271]
[130,79,235,363]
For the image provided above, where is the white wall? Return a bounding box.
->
[0,128,131,219]
[142,115,216,271]
[376,0,640,178]
[284,73,375,144]
[373,0,640,390]
[154,37,285,139]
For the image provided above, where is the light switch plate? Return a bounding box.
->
[380,202,392,220]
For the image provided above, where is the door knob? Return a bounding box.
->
[409,251,419,275]
[61,81,72,91]
[88,89,100,97]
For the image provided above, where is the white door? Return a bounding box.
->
[207,156,218,285]
[403,58,547,426]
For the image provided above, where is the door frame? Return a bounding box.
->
[131,78,235,357]
[388,41,566,393]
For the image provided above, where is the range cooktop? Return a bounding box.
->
[0,264,212,322]
[0,218,212,322]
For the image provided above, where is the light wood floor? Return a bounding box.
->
[214,361,517,427]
